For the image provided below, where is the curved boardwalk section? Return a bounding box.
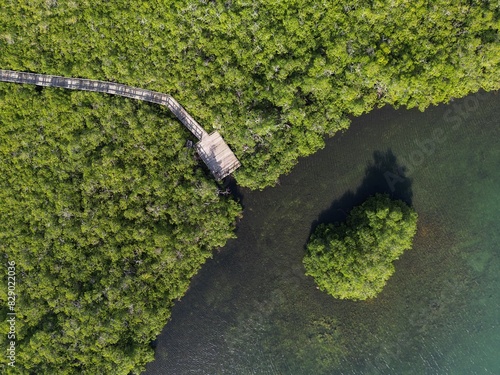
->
[0,69,240,179]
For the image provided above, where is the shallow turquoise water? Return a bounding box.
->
[144,91,500,375]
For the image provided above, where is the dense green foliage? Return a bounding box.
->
[0,84,241,374]
[0,0,498,373]
[1,0,499,188]
[304,194,418,300]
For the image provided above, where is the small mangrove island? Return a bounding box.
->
[304,194,418,300]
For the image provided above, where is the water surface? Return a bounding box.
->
[144,91,500,375]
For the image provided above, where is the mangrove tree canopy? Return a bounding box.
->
[1,0,499,188]
[304,194,418,300]
[0,85,241,374]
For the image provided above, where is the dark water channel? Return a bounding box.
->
[144,91,500,375]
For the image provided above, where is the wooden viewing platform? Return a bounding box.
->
[0,69,240,179]
[196,132,242,180]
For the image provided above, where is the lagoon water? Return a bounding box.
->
[144,91,500,375]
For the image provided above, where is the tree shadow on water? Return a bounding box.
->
[309,149,413,238]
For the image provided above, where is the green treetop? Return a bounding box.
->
[304,194,418,301]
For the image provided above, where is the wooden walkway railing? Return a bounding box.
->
[0,69,208,140]
[0,69,241,179]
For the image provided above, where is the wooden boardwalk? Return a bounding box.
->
[196,132,242,180]
[0,69,240,179]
